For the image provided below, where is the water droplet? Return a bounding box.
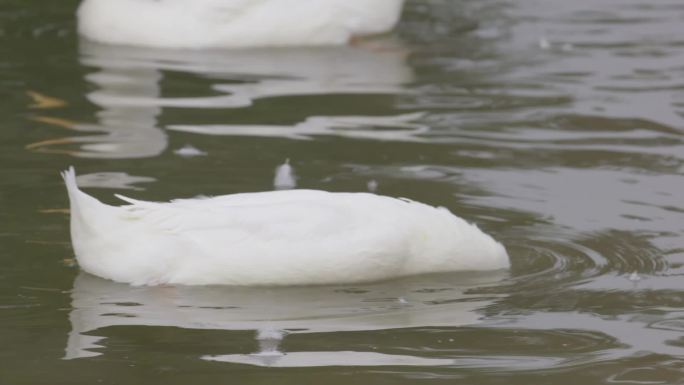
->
[174,145,207,158]
[274,159,297,190]
[367,179,378,192]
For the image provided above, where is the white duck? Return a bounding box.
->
[62,167,509,286]
[77,0,405,49]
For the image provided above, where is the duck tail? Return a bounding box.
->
[62,166,92,208]
[61,166,79,197]
[61,167,114,227]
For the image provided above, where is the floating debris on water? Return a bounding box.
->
[62,258,77,268]
[26,90,67,109]
[39,208,70,214]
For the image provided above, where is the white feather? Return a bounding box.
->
[77,0,405,48]
[62,167,509,286]
[273,159,297,190]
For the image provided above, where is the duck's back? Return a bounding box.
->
[113,191,437,285]
[77,0,405,48]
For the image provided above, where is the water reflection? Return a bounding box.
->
[28,48,167,158]
[75,171,156,191]
[28,38,420,159]
[79,39,413,109]
[65,272,505,365]
[169,112,428,141]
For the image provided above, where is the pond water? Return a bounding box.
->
[1,0,683,384]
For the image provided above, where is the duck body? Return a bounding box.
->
[62,167,509,286]
[77,0,405,48]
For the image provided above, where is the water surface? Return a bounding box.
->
[1,0,683,384]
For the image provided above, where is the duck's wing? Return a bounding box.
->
[114,191,380,242]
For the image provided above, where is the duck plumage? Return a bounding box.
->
[62,167,509,286]
[77,0,405,48]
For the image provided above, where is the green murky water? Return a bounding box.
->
[1,1,683,384]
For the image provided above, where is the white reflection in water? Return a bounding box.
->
[80,39,412,109]
[203,328,457,367]
[75,172,156,191]
[27,44,168,158]
[168,112,428,141]
[205,350,456,368]
[29,39,418,159]
[64,272,504,366]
